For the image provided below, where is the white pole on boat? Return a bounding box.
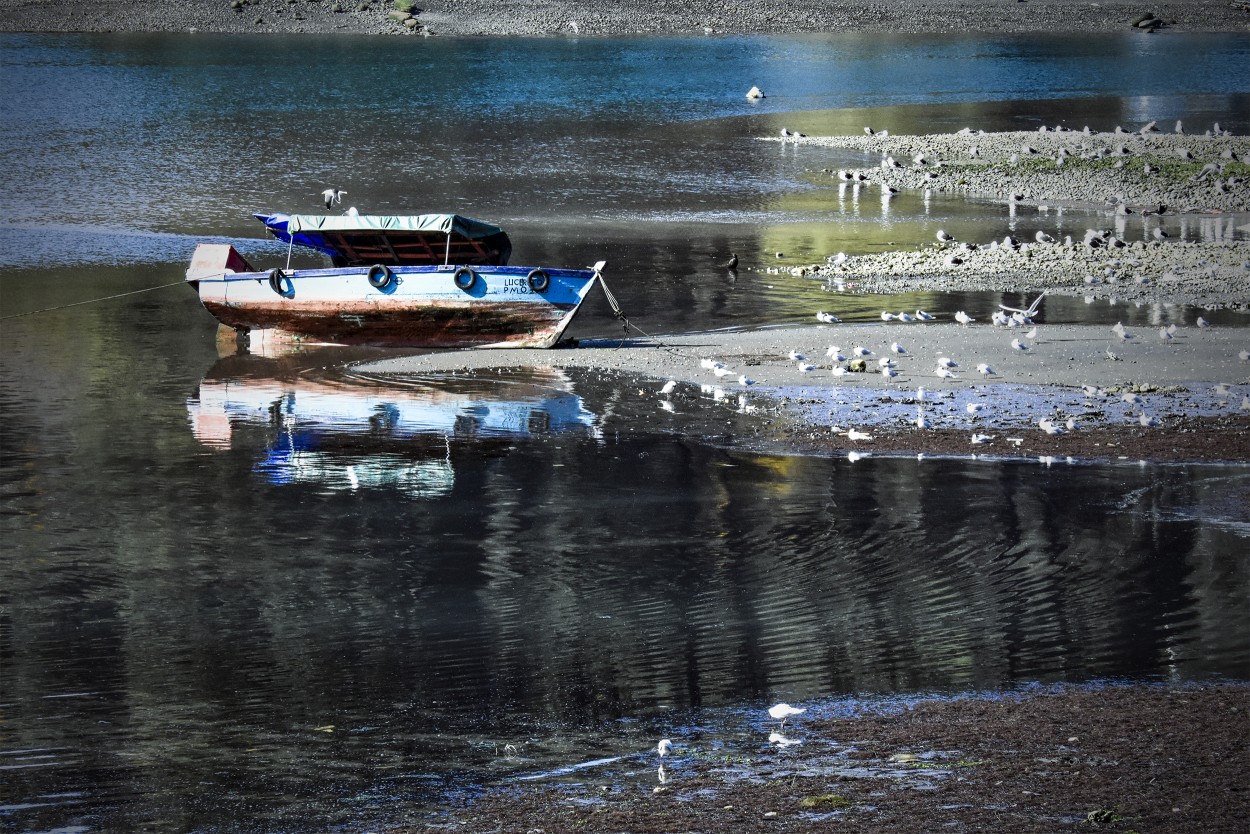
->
[285,216,296,270]
[445,231,451,265]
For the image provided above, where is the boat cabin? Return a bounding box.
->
[256,213,513,267]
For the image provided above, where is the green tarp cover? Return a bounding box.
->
[284,213,505,239]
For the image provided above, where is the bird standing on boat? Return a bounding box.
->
[321,188,346,209]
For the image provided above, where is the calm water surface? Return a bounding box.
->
[1,31,1248,834]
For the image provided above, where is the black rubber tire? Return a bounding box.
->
[453,266,477,290]
[267,268,291,296]
[367,264,394,290]
[526,268,550,293]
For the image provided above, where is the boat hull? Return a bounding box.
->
[187,245,600,349]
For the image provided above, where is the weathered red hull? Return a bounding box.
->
[187,243,600,349]
[201,297,581,348]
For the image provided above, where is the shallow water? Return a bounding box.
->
[1,30,1248,834]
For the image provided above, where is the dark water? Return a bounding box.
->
[2,31,1249,834]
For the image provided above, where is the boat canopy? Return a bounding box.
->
[256,212,512,267]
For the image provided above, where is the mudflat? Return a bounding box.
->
[392,684,1250,834]
[1,0,1247,36]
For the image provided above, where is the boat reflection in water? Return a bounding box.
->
[187,352,601,497]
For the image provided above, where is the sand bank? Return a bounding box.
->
[769,127,1250,307]
[359,322,1250,462]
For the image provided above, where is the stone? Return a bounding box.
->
[387,9,410,20]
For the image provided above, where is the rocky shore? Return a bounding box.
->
[1,0,1247,36]
[774,127,1250,308]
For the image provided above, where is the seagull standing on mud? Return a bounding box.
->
[768,703,805,728]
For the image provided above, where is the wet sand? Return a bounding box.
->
[410,684,1249,834]
[2,0,1248,36]
[358,322,1250,462]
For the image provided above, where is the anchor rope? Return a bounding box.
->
[0,278,191,321]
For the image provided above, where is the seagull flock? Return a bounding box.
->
[652,297,1245,456]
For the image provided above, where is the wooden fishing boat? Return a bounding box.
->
[186,213,606,349]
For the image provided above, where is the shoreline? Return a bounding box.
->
[1,0,1248,37]
[357,323,1250,465]
[393,683,1250,834]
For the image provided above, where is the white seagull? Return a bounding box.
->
[816,311,841,323]
[657,739,672,757]
[976,363,996,376]
[660,380,677,395]
[1011,338,1029,351]
[847,429,873,441]
[321,187,346,208]
[1039,418,1065,435]
[937,356,957,369]
[890,342,907,354]
[954,311,975,325]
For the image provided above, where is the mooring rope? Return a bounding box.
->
[0,278,190,321]
[596,272,708,363]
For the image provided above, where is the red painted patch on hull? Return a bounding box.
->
[203,298,580,348]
